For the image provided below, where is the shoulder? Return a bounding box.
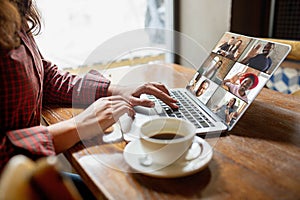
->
[0,44,30,71]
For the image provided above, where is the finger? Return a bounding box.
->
[129,97,155,108]
[108,99,135,118]
[148,82,170,95]
[148,83,177,104]
[132,89,178,109]
[93,97,134,120]
[94,102,134,130]
[95,96,132,109]
[141,84,178,109]
[105,95,133,106]
[112,102,136,119]
[133,82,170,97]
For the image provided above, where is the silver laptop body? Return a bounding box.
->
[121,32,291,140]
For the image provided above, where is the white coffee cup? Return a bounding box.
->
[139,117,197,166]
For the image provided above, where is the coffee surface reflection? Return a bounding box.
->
[150,133,184,140]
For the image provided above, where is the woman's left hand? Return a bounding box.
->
[108,82,178,109]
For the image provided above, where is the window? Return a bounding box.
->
[35,0,174,71]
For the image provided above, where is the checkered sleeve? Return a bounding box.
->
[0,126,56,172]
[43,59,111,106]
[6,126,56,155]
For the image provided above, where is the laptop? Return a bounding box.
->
[120,32,291,140]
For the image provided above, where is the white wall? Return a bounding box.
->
[35,0,147,69]
[35,0,231,69]
[178,0,232,67]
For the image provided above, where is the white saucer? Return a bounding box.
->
[123,136,213,178]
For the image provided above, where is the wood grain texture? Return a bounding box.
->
[42,64,300,200]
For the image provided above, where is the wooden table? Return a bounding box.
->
[42,64,300,200]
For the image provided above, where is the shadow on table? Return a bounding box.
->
[230,100,300,146]
[132,167,211,197]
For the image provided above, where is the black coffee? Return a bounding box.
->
[150,133,184,140]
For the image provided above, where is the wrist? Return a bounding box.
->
[47,119,79,153]
[107,84,122,96]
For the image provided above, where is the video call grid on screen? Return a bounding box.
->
[186,32,290,129]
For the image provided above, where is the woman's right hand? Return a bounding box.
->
[74,95,135,140]
[47,96,134,153]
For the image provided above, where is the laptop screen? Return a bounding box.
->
[186,32,291,130]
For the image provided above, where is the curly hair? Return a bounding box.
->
[11,0,41,34]
[0,0,41,49]
[0,0,21,49]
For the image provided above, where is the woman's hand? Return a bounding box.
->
[48,95,134,153]
[74,95,135,140]
[108,82,178,109]
[48,82,178,152]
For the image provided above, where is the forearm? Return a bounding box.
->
[43,60,111,105]
[47,119,80,154]
[47,111,113,153]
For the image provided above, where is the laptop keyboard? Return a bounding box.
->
[146,90,215,129]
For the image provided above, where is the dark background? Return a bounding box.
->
[230,0,300,40]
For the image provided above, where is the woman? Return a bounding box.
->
[195,79,210,97]
[213,98,237,125]
[222,72,259,103]
[203,60,222,79]
[0,0,177,198]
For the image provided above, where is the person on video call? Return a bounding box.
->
[216,36,236,56]
[0,0,178,198]
[226,39,243,60]
[213,97,238,126]
[195,80,210,97]
[203,60,223,80]
[187,72,201,92]
[241,42,275,73]
[222,72,258,103]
